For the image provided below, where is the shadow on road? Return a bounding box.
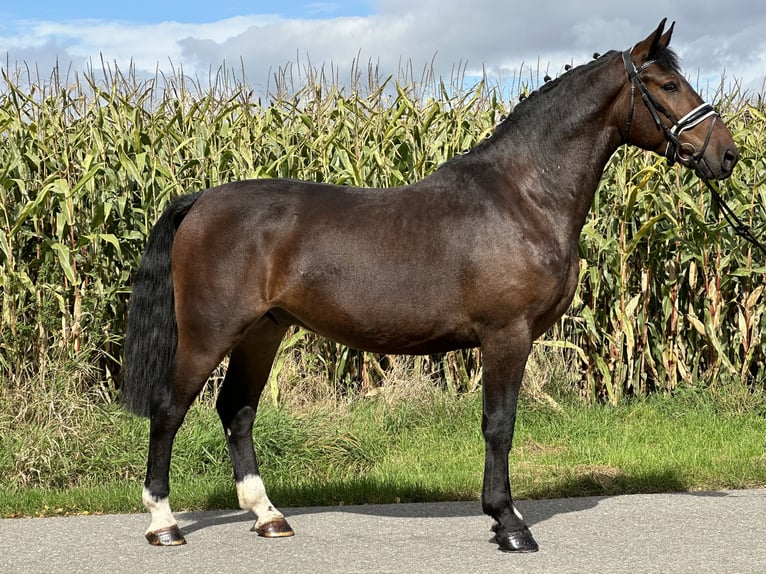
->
[176,495,606,539]
[178,469,734,537]
[180,509,253,535]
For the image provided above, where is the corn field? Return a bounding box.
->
[0,63,764,404]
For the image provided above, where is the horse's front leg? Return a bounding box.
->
[480,330,539,553]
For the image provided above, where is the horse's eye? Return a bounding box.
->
[662,82,679,92]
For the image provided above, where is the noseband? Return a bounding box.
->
[622,49,766,256]
[622,49,718,168]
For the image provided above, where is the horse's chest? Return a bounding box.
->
[480,246,579,335]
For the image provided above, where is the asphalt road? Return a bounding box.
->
[2,489,765,573]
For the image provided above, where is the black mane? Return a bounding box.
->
[455,50,618,159]
[442,44,682,166]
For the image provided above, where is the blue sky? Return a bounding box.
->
[1,1,764,95]
[0,1,372,22]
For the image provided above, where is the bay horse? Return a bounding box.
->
[122,19,739,553]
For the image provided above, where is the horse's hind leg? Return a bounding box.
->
[216,317,294,537]
[143,338,224,545]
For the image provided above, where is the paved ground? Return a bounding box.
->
[2,489,765,573]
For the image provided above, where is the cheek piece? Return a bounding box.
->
[621,48,718,168]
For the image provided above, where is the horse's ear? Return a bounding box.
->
[632,18,673,62]
[658,21,675,49]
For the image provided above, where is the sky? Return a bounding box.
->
[1,1,765,97]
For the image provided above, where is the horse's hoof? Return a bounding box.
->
[253,517,295,538]
[493,527,539,553]
[145,525,187,546]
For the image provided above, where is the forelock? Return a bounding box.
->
[653,46,681,73]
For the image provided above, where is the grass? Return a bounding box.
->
[2,378,765,518]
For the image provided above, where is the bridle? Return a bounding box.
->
[622,48,718,169]
[622,48,766,256]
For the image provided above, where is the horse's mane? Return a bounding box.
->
[512,45,680,115]
[443,45,680,164]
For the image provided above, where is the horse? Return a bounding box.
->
[121,19,739,553]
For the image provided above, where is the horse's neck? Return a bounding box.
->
[491,59,625,237]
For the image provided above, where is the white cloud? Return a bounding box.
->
[1,3,765,96]
[1,16,275,74]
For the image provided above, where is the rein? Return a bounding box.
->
[696,175,766,255]
[622,49,766,257]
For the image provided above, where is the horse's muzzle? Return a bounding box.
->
[719,146,740,179]
[688,145,739,181]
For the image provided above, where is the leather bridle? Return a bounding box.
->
[622,48,718,169]
[622,49,766,256]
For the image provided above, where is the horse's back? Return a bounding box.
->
[170,177,486,353]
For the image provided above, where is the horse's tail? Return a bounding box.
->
[121,191,204,417]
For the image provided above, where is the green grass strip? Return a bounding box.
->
[2,388,764,518]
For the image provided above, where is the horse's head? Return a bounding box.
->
[619,19,739,180]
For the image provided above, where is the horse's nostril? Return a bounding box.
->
[722,148,739,172]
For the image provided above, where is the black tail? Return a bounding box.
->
[121,191,204,417]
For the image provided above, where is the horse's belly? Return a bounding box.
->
[269,298,478,355]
